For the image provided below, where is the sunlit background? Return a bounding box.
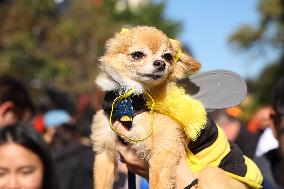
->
[1,1,284,189]
[164,0,280,79]
[0,0,283,122]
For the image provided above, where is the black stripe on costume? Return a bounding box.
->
[219,142,247,177]
[188,117,218,154]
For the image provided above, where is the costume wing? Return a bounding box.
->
[177,70,247,112]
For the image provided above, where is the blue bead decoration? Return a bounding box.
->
[115,97,134,121]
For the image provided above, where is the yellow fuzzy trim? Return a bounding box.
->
[147,84,207,141]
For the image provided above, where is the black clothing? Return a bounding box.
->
[255,149,284,189]
[235,124,259,159]
[54,141,94,189]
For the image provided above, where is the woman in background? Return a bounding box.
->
[0,124,58,189]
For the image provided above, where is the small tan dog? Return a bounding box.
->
[91,26,261,189]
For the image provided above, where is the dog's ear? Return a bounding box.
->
[170,39,201,80]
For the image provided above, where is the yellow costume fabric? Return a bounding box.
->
[186,126,263,189]
[146,84,263,188]
[147,84,207,141]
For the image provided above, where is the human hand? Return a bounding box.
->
[114,121,197,188]
[114,121,149,180]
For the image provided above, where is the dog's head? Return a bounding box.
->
[96,26,200,92]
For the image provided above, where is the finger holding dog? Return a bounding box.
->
[114,121,150,179]
[115,120,198,189]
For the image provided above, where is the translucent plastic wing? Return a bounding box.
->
[177,70,247,112]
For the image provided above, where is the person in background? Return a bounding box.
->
[247,106,274,134]
[0,124,58,189]
[211,107,259,159]
[0,75,35,127]
[255,76,284,189]
[43,109,94,189]
[213,107,242,141]
[248,107,279,157]
[43,109,76,151]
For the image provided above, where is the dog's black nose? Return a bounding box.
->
[153,60,166,71]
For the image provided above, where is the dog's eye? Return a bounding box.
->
[162,53,173,62]
[130,51,145,60]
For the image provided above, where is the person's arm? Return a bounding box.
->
[114,121,250,189]
[114,121,198,189]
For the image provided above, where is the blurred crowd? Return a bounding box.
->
[0,73,284,189]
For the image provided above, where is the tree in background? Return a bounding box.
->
[0,0,181,110]
[229,0,284,111]
[0,0,181,90]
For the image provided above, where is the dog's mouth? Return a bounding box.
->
[138,72,164,80]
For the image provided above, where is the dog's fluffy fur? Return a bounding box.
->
[91,26,249,189]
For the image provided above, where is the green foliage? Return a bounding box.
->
[251,56,284,104]
[111,0,181,37]
[228,0,284,111]
[229,0,284,51]
[229,25,262,50]
[0,0,181,94]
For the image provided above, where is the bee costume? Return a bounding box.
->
[147,83,263,189]
[104,77,263,188]
[104,28,263,188]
